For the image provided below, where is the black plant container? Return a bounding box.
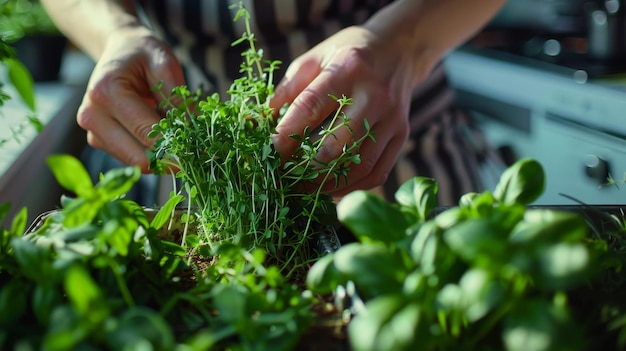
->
[13,34,67,82]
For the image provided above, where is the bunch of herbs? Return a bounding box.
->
[148,3,373,279]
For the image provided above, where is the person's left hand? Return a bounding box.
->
[270,25,421,197]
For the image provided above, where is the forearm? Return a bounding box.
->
[364,0,505,85]
[40,0,142,60]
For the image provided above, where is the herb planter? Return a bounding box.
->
[5,154,626,351]
[18,202,352,351]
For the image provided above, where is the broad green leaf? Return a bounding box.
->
[433,207,467,230]
[0,280,28,325]
[11,237,54,283]
[107,307,175,351]
[504,301,554,351]
[410,221,440,271]
[457,268,503,322]
[212,284,247,324]
[47,154,94,198]
[443,218,509,263]
[96,166,141,201]
[32,284,61,324]
[493,158,545,205]
[349,294,426,351]
[395,176,438,221]
[306,253,343,294]
[102,219,131,256]
[537,243,590,290]
[510,210,587,245]
[337,190,408,243]
[61,197,102,228]
[410,221,457,277]
[503,299,582,351]
[8,206,27,237]
[332,243,409,299]
[5,57,35,111]
[54,224,100,243]
[65,264,109,322]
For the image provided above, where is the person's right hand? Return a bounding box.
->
[77,26,186,173]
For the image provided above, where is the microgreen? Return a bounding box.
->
[148,3,374,278]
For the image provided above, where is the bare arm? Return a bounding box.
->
[271,0,506,196]
[363,0,506,86]
[40,0,143,60]
[40,0,186,172]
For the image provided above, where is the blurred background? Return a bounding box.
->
[4,0,626,227]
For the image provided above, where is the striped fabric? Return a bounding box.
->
[136,0,493,205]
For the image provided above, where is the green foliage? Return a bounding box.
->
[148,3,373,278]
[0,0,60,40]
[0,1,40,146]
[307,157,626,351]
[0,154,315,350]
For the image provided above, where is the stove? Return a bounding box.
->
[444,43,626,205]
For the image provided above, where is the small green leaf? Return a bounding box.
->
[395,177,438,221]
[47,154,94,198]
[8,206,27,237]
[5,57,35,111]
[102,219,131,256]
[0,202,10,221]
[96,166,141,201]
[493,158,545,205]
[12,237,54,283]
[443,218,509,263]
[150,194,185,230]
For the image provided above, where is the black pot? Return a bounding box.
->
[12,34,67,82]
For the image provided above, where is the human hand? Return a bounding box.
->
[270,26,418,197]
[77,26,186,173]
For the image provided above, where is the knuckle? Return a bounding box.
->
[135,124,156,146]
[85,79,114,106]
[76,103,96,130]
[292,88,328,122]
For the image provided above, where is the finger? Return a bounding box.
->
[90,81,163,149]
[314,88,371,165]
[80,103,152,173]
[272,72,354,159]
[148,62,187,109]
[326,126,406,197]
[270,55,322,113]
